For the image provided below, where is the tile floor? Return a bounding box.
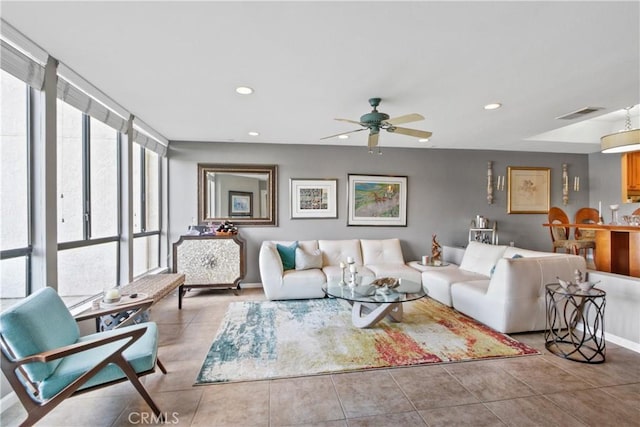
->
[2,287,639,426]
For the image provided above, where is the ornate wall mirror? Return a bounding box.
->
[198,164,277,226]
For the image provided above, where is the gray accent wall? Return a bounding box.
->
[169,141,593,283]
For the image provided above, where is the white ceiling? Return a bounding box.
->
[2,1,639,153]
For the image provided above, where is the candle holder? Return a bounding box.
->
[609,204,620,225]
[339,264,347,286]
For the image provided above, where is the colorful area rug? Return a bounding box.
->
[196,298,538,384]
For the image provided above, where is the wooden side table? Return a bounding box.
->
[544,283,606,363]
[173,235,246,308]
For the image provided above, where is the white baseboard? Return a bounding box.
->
[605,333,640,353]
[241,282,263,289]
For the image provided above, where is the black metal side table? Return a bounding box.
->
[545,283,606,363]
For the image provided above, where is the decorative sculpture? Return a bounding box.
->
[431,234,442,261]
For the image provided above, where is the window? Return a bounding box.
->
[57,100,84,243]
[89,119,118,238]
[0,70,30,300]
[133,143,161,275]
[56,100,120,297]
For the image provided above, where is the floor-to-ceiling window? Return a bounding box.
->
[56,100,119,299]
[1,29,168,309]
[133,144,161,276]
[0,69,30,304]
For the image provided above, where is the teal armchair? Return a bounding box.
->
[0,287,164,426]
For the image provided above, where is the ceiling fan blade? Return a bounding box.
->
[384,113,424,126]
[388,126,433,139]
[335,118,364,126]
[320,128,366,140]
[368,132,379,148]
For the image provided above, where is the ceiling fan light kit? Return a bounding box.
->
[322,98,433,153]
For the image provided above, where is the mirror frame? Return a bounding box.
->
[198,163,278,226]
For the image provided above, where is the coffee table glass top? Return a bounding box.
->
[323,278,426,304]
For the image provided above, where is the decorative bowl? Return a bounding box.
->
[371,277,400,289]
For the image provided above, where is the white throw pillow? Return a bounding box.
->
[295,248,323,270]
[459,242,507,277]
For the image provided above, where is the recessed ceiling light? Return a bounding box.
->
[235,86,254,95]
[248,131,259,136]
[419,138,430,142]
[338,134,349,139]
[484,103,502,110]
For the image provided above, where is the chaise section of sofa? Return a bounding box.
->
[412,241,586,333]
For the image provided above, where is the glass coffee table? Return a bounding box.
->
[322,278,427,328]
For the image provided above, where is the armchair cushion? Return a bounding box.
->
[38,323,158,400]
[0,287,80,383]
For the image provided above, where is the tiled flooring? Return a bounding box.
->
[2,288,639,426]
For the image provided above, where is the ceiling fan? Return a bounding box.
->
[321,98,432,151]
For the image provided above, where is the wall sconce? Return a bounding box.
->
[487,161,505,205]
[487,161,494,204]
[562,163,580,206]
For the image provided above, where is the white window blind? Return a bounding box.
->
[132,130,167,157]
[0,40,45,89]
[56,77,129,134]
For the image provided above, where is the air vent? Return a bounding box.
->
[556,107,603,120]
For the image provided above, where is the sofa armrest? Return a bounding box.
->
[442,246,465,265]
[259,242,284,288]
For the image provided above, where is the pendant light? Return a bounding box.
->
[601,106,640,153]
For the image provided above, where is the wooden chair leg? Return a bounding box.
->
[157,357,167,374]
[113,354,163,418]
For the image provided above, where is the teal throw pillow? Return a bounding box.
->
[276,241,298,271]
[512,254,524,259]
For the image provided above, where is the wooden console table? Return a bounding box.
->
[173,235,246,308]
[543,223,640,278]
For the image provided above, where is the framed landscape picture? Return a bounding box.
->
[290,178,338,219]
[228,191,253,216]
[347,174,407,226]
[507,167,550,214]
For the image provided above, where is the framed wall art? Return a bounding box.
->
[228,191,253,217]
[289,178,338,219]
[507,167,550,214]
[347,174,407,226]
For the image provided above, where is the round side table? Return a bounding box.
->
[544,283,606,363]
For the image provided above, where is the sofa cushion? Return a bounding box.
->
[421,267,488,306]
[318,239,363,266]
[360,238,405,265]
[295,248,323,270]
[459,242,507,277]
[282,268,326,288]
[276,241,298,270]
[366,264,421,284]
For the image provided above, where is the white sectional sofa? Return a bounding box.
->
[259,238,421,300]
[409,242,587,333]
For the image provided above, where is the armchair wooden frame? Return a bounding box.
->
[1,299,165,427]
